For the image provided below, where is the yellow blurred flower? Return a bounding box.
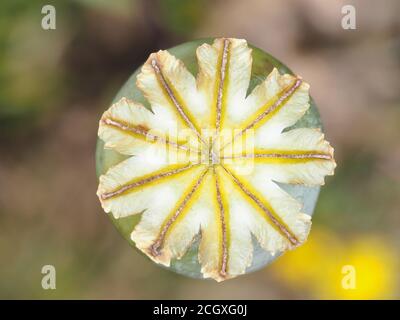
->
[272,228,398,299]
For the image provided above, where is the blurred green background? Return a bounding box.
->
[0,0,399,299]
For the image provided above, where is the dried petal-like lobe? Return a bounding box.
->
[98,98,201,155]
[220,165,311,253]
[198,168,253,281]
[254,128,335,185]
[137,50,207,138]
[196,38,252,130]
[242,68,310,135]
[226,128,336,186]
[97,145,200,218]
[131,166,208,265]
[97,38,336,282]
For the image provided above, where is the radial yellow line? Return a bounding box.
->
[221,165,299,246]
[100,163,200,200]
[222,150,333,163]
[214,167,230,277]
[219,77,302,152]
[215,38,231,132]
[149,168,209,257]
[151,59,206,145]
[101,117,201,154]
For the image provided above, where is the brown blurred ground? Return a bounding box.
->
[0,0,399,299]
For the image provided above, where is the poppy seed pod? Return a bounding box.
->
[95,38,335,281]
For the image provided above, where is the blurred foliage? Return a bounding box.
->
[158,0,209,36]
[0,0,399,299]
[0,0,76,132]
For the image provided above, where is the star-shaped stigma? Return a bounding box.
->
[97,38,336,281]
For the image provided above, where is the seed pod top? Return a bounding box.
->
[96,38,336,282]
